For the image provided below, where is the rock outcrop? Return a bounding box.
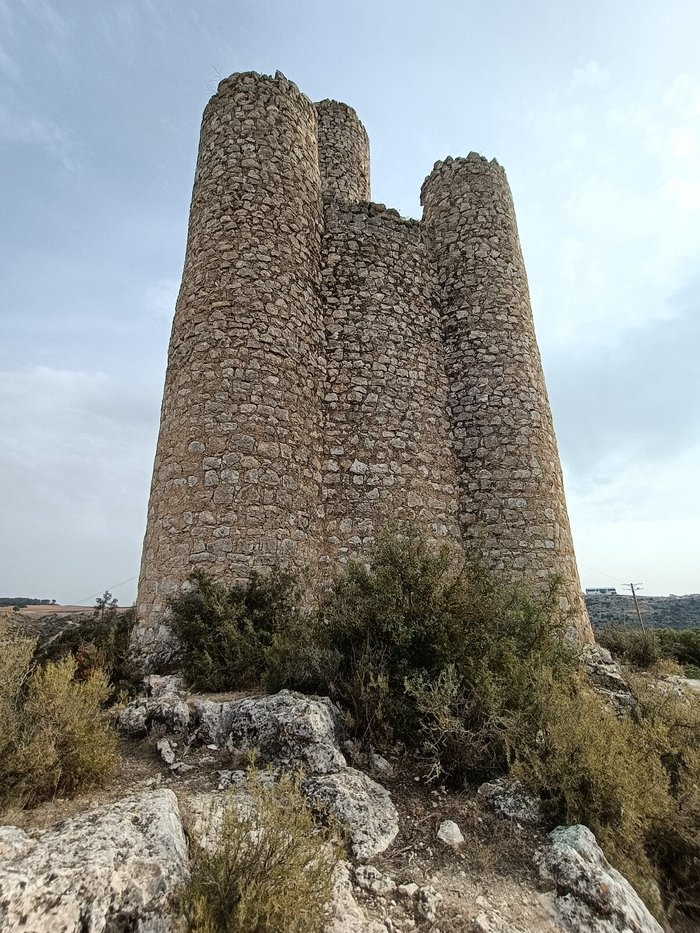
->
[538,824,663,933]
[303,768,399,859]
[0,790,188,932]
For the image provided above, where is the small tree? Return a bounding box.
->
[94,591,118,620]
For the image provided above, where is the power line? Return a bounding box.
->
[578,561,624,585]
[72,575,138,607]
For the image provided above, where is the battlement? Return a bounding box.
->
[132,71,591,665]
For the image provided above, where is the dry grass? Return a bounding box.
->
[183,772,342,933]
[0,618,118,811]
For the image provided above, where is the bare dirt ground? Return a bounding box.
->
[6,728,561,932]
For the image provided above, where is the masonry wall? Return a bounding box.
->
[321,197,462,562]
[133,72,327,661]
[315,100,370,202]
[421,155,591,641]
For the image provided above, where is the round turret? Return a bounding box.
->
[133,72,326,664]
[421,154,592,642]
[315,99,370,202]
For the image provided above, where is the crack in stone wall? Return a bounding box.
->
[132,71,592,664]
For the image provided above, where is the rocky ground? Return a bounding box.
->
[0,665,675,933]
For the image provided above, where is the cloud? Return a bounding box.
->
[0,104,78,170]
[571,59,610,91]
[144,277,179,321]
[550,273,700,470]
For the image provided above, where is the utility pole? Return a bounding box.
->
[624,583,646,632]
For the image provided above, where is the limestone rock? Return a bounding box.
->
[538,824,663,933]
[582,644,635,711]
[0,789,188,932]
[117,699,148,736]
[417,884,442,921]
[327,861,388,932]
[303,767,398,859]
[145,673,187,697]
[477,777,542,824]
[193,689,346,774]
[118,675,191,737]
[156,737,177,766]
[471,911,515,933]
[437,818,465,846]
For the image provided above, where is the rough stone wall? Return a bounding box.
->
[133,71,592,662]
[421,155,590,641]
[316,100,370,202]
[321,196,461,562]
[133,72,327,661]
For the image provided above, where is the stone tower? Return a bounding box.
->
[133,71,591,664]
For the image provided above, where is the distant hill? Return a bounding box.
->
[0,597,56,607]
[585,593,700,630]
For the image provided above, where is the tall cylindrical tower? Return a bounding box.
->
[133,72,326,663]
[315,100,370,202]
[421,154,591,642]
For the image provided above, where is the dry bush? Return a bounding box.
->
[596,625,662,669]
[0,619,118,811]
[630,675,700,919]
[515,679,669,917]
[515,675,700,922]
[183,772,341,933]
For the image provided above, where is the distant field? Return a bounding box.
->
[18,604,97,616]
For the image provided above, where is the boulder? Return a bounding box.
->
[117,699,149,736]
[538,824,663,933]
[303,767,398,860]
[117,675,191,737]
[192,689,346,774]
[0,789,188,932]
[437,818,465,846]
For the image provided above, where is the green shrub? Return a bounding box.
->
[0,619,118,811]
[597,625,700,679]
[33,597,140,697]
[268,533,577,778]
[654,627,700,677]
[168,533,700,921]
[630,675,700,917]
[168,568,303,692]
[514,679,669,916]
[596,625,662,669]
[183,772,341,933]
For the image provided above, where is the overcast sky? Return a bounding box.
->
[1,0,698,605]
